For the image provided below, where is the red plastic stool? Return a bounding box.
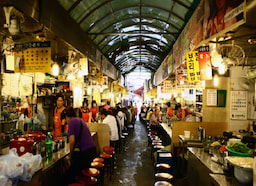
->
[91,162,104,168]
[90,162,104,185]
[82,168,100,177]
[154,181,173,186]
[156,163,171,170]
[155,173,173,182]
[103,146,115,155]
[93,157,104,163]
[76,175,97,186]
[100,153,112,180]
[68,183,85,186]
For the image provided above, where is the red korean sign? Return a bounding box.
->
[198,46,212,80]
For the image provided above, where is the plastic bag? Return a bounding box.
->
[0,149,24,179]
[19,153,42,181]
[0,175,9,186]
[0,149,42,184]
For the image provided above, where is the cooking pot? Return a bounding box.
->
[226,156,253,184]
[234,165,253,184]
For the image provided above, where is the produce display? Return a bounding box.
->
[227,142,252,153]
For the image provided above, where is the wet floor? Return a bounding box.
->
[104,120,155,186]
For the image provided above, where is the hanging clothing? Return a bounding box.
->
[54,107,66,137]
[79,107,90,123]
[90,107,98,122]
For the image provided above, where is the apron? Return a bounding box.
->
[27,107,32,118]
[79,107,89,123]
[54,107,66,137]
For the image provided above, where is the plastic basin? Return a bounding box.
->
[226,146,252,157]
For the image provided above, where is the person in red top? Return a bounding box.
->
[79,100,91,123]
[176,103,190,121]
[104,100,110,111]
[166,102,173,119]
[53,94,67,138]
[90,100,98,123]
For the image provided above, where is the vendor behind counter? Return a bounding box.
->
[53,94,67,138]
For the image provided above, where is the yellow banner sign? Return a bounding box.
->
[186,51,200,83]
[14,41,51,73]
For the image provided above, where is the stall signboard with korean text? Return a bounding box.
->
[186,51,200,83]
[14,41,51,73]
[230,91,247,120]
[198,46,212,80]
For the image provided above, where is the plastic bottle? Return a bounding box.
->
[46,132,53,160]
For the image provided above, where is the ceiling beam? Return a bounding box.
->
[87,6,184,33]
[67,0,82,13]
[91,16,180,42]
[89,31,179,36]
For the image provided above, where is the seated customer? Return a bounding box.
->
[65,107,96,185]
[100,108,119,147]
[149,109,159,132]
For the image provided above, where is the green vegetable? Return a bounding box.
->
[227,142,252,153]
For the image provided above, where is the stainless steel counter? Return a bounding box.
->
[188,147,224,174]
[210,174,252,186]
[160,123,172,139]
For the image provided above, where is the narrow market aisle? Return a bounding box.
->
[104,120,155,186]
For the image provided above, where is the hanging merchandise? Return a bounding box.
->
[186,51,200,83]
[14,41,51,73]
[198,46,212,80]
[79,57,88,76]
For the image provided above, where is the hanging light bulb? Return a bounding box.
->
[52,40,59,76]
[218,63,226,75]
[181,91,185,98]
[87,87,91,95]
[78,69,83,78]
[100,87,103,93]
[52,62,59,76]
[214,75,218,87]
[201,80,205,87]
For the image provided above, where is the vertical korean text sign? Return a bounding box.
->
[186,51,200,83]
[14,41,51,73]
[198,46,212,81]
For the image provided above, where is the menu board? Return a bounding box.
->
[207,89,217,106]
[14,41,51,73]
[230,91,247,120]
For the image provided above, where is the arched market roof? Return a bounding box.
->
[58,0,200,74]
